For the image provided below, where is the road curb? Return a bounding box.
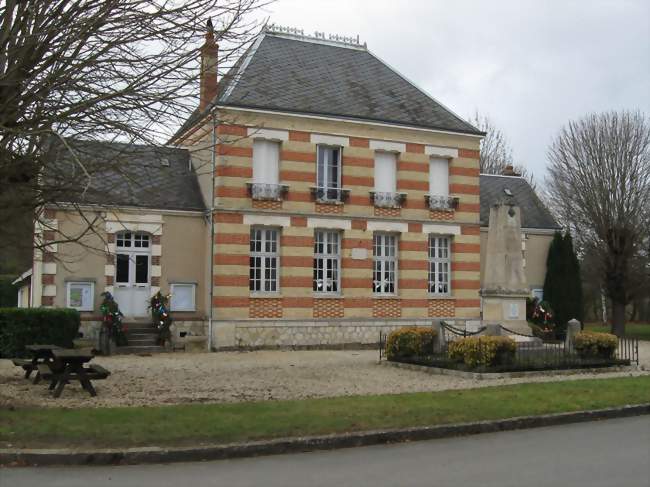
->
[2,404,649,467]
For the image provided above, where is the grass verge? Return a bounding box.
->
[585,322,650,341]
[1,376,649,449]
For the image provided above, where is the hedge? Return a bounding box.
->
[448,336,517,368]
[574,331,618,359]
[386,326,437,360]
[0,308,80,358]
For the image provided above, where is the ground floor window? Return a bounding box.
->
[249,227,279,292]
[170,283,196,311]
[313,230,341,293]
[66,281,95,311]
[428,236,450,294]
[373,233,397,294]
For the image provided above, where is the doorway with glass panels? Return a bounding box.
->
[113,232,151,317]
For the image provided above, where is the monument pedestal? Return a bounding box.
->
[481,195,534,340]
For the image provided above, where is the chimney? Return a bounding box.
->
[199,18,218,111]
[502,165,520,176]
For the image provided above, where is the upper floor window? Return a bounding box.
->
[373,151,405,208]
[249,227,279,293]
[428,236,450,295]
[428,157,453,210]
[250,140,284,200]
[313,230,341,294]
[316,145,342,201]
[373,233,397,294]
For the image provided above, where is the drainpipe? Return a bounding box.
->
[207,110,218,351]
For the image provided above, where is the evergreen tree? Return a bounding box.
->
[543,231,585,336]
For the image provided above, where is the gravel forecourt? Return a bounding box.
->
[1,342,648,409]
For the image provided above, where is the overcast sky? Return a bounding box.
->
[253,0,649,181]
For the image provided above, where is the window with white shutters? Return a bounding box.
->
[429,157,449,196]
[374,152,397,193]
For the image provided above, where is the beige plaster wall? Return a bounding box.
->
[160,214,208,317]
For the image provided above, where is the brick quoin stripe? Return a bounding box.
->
[450,167,480,177]
[291,216,308,227]
[281,235,313,247]
[217,145,252,157]
[405,143,425,153]
[214,212,244,223]
[399,161,428,173]
[217,124,247,136]
[455,299,481,308]
[343,156,373,168]
[350,137,369,147]
[458,148,480,159]
[342,175,373,186]
[408,222,422,232]
[450,183,480,195]
[453,243,481,253]
[351,220,367,230]
[214,254,249,265]
[398,179,428,191]
[216,166,252,178]
[215,233,249,245]
[280,170,316,183]
[461,225,481,235]
[451,261,481,271]
[289,130,310,142]
[281,150,315,163]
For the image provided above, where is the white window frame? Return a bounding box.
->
[115,231,151,288]
[249,227,280,293]
[170,283,197,312]
[313,230,341,294]
[66,281,95,311]
[373,233,398,295]
[316,144,342,201]
[428,235,451,295]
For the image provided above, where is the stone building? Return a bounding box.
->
[17,25,558,350]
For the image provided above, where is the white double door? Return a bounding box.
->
[114,250,150,317]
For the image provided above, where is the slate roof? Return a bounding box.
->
[480,175,559,230]
[173,32,483,141]
[46,140,205,212]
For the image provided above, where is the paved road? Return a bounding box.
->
[3,416,649,487]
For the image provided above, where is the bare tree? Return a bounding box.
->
[546,111,650,336]
[0,0,267,263]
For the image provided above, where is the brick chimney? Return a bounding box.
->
[199,18,218,111]
[502,165,520,176]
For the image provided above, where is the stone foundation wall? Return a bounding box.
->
[212,319,466,349]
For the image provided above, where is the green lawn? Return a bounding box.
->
[1,376,649,449]
[585,322,650,341]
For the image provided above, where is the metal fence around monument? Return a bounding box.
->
[379,323,639,370]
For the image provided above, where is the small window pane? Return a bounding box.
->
[116,254,129,283]
[135,255,149,283]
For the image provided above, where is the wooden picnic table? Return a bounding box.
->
[12,344,62,384]
[41,348,110,398]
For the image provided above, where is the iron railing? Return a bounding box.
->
[379,325,639,370]
[247,183,288,201]
[425,194,459,211]
[370,191,406,208]
[310,186,350,203]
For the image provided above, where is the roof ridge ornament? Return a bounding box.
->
[265,23,366,49]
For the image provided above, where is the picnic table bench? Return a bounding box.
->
[12,344,62,384]
[40,348,111,398]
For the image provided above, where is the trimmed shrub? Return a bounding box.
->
[0,308,80,358]
[386,326,437,360]
[574,331,618,359]
[448,336,517,368]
